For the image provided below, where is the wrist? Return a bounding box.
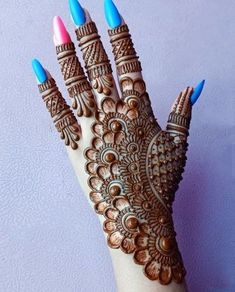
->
[109,249,187,292]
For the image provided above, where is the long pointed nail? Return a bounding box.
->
[53,16,71,45]
[32,59,48,83]
[104,0,122,28]
[69,0,86,26]
[190,80,205,105]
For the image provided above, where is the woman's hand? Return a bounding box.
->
[32,0,204,290]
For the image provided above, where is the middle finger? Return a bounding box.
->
[69,0,120,106]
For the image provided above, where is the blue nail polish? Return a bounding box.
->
[32,59,47,83]
[104,0,122,28]
[69,0,86,26]
[190,80,205,105]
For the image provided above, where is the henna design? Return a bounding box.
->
[39,78,80,150]
[108,24,142,76]
[93,75,113,96]
[56,42,96,117]
[104,197,138,254]
[76,22,113,96]
[117,60,142,76]
[85,77,190,283]
[167,87,193,136]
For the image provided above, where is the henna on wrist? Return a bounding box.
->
[85,91,187,284]
[32,3,202,286]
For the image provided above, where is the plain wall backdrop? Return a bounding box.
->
[0,0,234,291]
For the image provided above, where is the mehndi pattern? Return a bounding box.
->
[39,78,81,150]
[85,77,190,283]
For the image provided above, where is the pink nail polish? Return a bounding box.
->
[53,16,71,45]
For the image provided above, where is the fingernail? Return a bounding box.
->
[69,0,86,26]
[53,16,71,45]
[104,0,122,28]
[190,80,205,105]
[32,59,48,83]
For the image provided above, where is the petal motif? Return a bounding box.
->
[135,234,148,249]
[172,265,185,283]
[134,249,150,265]
[97,166,111,180]
[107,231,123,249]
[103,220,116,233]
[144,260,160,281]
[94,201,109,214]
[120,78,133,91]
[133,79,146,95]
[89,192,103,203]
[159,266,172,285]
[110,163,119,176]
[89,177,103,191]
[102,97,116,114]
[86,162,98,175]
[116,101,128,115]
[92,137,104,150]
[126,108,139,120]
[104,207,119,220]
[139,223,151,235]
[85,149,97,161]
[115,132,126,144]
[92,123,104,137]
[103,132,115,144]
[121,238,136,254]
[113,197,130,211]
[96,112,105,122]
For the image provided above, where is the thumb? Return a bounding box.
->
[166,80,205,138]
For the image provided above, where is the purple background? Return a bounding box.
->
[0,0,234,291]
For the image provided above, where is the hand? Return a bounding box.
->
[32,0,204,287]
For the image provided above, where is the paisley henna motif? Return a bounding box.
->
[76,22,113,96]
[85,80,192,284]
[56,42,95,117]
[39,78,80,150]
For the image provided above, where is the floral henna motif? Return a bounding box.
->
[79,19,194,284]
[56,42,96,117]
[134,225,185,284]
[39,78,80,150]
[104,197,139,254]
[76,22,113,96]
[84,75,191,283]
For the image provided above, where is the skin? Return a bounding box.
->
[34,7,194,292]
